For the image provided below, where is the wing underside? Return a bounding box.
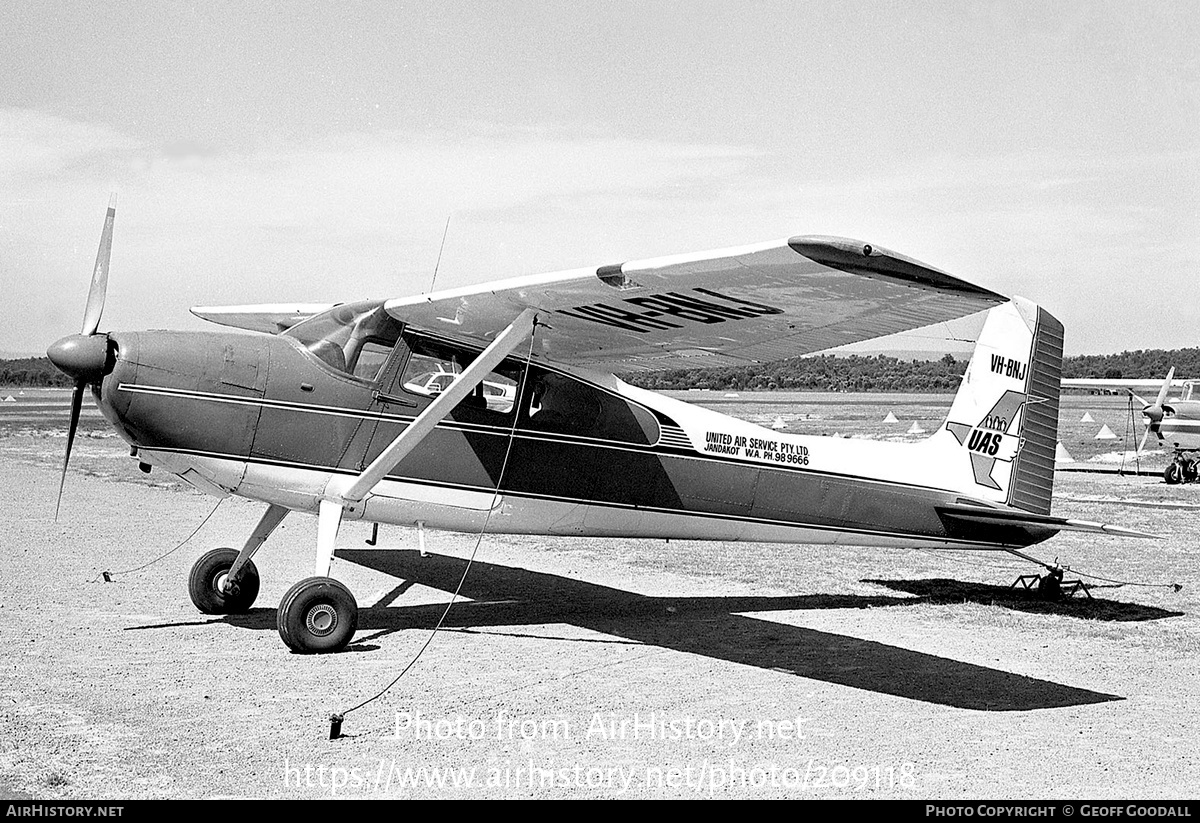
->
[383,235,1005,374]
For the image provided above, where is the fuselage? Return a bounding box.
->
[1155,389,1200,452]
[91,307,1052,551]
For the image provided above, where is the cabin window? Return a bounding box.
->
[397,336,520,416]
[284,301,403,382]
[521,368,659,445]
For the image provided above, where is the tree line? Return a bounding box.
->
[1061,348,1200,381]
[0,358,74,387]
[632,346,1200,392]
[632,353,968,393]
[4,347,1198,391]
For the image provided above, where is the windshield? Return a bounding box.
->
[283,300,403,380]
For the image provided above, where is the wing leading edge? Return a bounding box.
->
[382,236,1006,374]
[190,303,338,334]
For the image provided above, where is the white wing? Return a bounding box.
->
[382,235,1005,373]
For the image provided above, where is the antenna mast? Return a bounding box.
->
[427,215,452,293]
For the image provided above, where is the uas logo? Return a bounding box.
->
[944,390,1027,490]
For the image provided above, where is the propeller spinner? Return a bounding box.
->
[46,196,117,519]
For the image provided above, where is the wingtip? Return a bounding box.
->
[1110,527,1163,540]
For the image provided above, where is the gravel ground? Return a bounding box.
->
[1,417,1198,799]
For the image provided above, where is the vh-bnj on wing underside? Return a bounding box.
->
[46,203,1153,653]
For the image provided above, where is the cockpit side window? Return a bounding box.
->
[283,301,403,382]
[351,340,394,382]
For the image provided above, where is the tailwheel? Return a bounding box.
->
[1036,568,1063,600]
[278,576,359,654]
[188,548,260,614]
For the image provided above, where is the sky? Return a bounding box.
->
[2,1,1197,357]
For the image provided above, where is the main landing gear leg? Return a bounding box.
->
[277,500,359,654]
[272,310,537,654]
[188,503,289,614]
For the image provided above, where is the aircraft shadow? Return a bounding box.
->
[862,579,1184,622]
[318,549,1122,712]
[125,550,1146,711]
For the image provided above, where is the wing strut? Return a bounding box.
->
[312,308,539,573]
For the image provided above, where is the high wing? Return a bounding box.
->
[190,303,337,334]
[1063,378,1190,394]
[381,235,1005,373]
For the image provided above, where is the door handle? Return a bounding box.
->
[372,390,417,408]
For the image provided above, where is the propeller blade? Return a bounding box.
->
[53,198,119,519]
[55,379,87,521]
[80,195,116,336]
[1137,367,1177,429]
[1129,391,1150,407]
[1154,367,1175,409]
[1137,426,1153,456]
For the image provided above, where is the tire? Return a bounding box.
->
[1184,460,1199,484]
[277,576,358,654]
[188,548,260,614]
[1164,463,1182,485]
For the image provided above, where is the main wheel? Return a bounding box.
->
[277,576,358,654]
[1165,463,1183,484]
[188,548,260,614]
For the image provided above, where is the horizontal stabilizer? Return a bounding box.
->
[190,303,338,334]
[938,503,1159,540]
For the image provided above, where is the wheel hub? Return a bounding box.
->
[306,603,338,636]
[215,572,239,598]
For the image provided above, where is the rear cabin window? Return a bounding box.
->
[521,369,659,445]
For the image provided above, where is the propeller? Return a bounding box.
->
[1135,367,1175,455]
[46,196,117,519]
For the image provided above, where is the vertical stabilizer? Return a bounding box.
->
[936,298,1063,514]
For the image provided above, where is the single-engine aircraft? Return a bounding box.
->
[47,201,1152,653]
[1064,371,1200,483]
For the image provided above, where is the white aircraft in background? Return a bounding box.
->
[1064,371,1200,482]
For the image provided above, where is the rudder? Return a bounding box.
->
[1007,306,1063,514]
[935,298,1063,514]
